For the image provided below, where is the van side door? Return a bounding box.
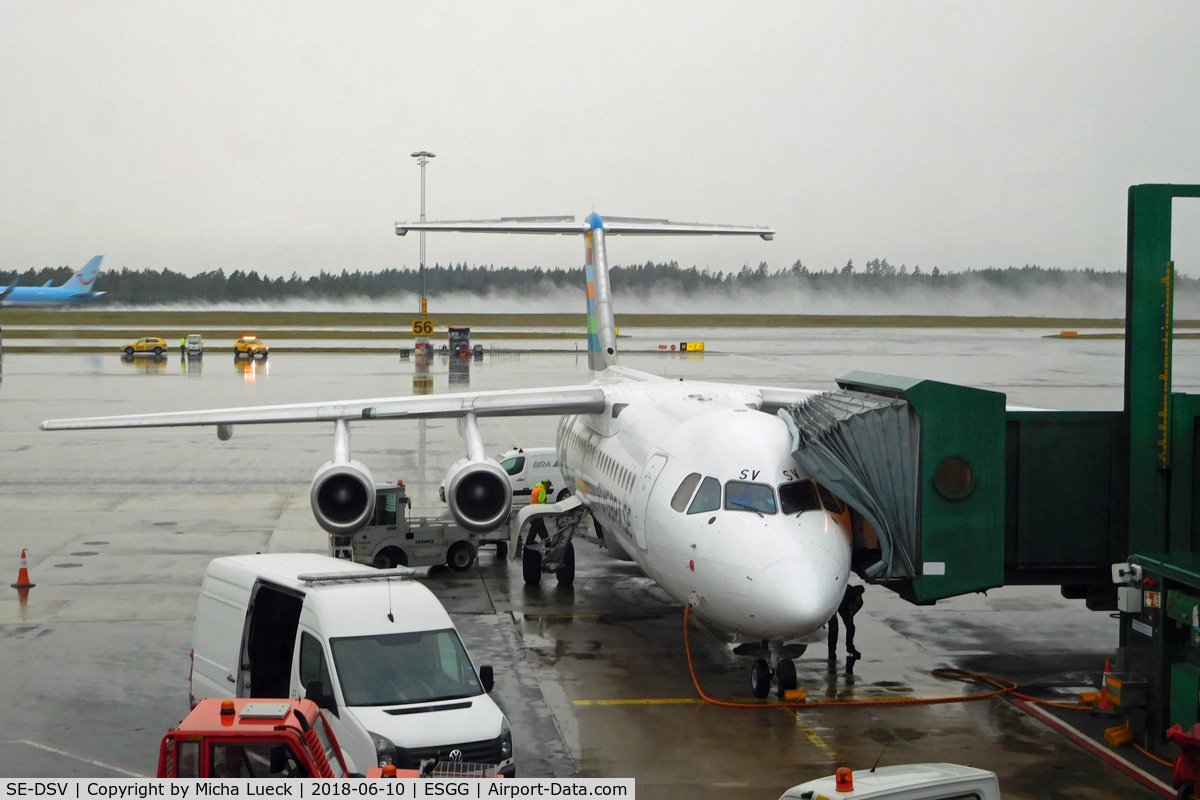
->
[294,628,372,776]
[238,581,303,698]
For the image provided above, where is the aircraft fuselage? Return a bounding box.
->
[557,369,852,642]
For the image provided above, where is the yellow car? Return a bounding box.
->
[234,335,270,359]
[123,337,167,357]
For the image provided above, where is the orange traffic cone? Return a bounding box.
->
[11,549,35,590]
[11,548,35,602]
[1093,657,1119,717]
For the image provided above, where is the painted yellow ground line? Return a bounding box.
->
[784,709,844,763]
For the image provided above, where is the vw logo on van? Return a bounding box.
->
[448,749,463,762]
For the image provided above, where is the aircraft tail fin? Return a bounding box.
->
[395,215,773,374]
[61,256,103,293]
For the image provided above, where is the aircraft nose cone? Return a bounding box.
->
[749,537,849,640]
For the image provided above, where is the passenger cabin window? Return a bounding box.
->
[501,457,524,476]
[724,481,777,514]
[780,481,821,514]
[687,476,722,514]
[671,473,702,512]
[817,484,846,513]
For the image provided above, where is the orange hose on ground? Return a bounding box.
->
[683,604,1093,712]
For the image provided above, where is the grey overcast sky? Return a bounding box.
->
[3,1,1200,279]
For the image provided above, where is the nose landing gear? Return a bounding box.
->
[750,642,799,699]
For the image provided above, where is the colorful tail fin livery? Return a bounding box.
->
[0,255,105,307]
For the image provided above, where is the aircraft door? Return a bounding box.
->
[630,454,668,550]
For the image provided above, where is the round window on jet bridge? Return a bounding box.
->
[932,456,975,500]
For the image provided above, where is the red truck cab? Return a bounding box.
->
[158,698,353,778]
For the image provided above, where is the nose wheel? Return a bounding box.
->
[750,653,798,699]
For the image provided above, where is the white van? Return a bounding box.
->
[190,553,515,777]
[497,447,569,506]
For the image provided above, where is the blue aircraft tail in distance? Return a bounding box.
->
[0,256,105,308]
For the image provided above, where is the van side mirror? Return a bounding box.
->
[479,665,494,693]
[305,679,334,712]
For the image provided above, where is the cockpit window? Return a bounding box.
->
[500,457,524,476]
[779,481,821,514]
[671,473,702,513]
[816,484,846,513]
[687,476,722,514]
[724,481,777,514]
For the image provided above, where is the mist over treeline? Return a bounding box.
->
[7,259,1199,317]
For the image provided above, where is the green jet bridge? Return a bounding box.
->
[777,184,1200,755]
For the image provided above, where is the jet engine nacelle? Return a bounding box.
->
[442,457,512,533]
[310,459,376,535]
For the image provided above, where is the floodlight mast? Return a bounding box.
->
[410,151,436,317]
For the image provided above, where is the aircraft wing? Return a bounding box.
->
[41,385,608,431]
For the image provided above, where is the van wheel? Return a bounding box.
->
[556,542,575,586]
[556,488,570,502]
[447,542,475,572]
[522,547,542,586]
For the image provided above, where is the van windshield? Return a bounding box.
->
[330,629,482,706]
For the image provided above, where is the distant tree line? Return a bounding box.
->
[1,259,1188,305]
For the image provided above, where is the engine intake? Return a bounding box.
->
[311,459,376,535]
[442,458,512,533]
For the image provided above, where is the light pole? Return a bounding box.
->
[410,151,436,317]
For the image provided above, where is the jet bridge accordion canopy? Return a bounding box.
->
[780,372,1007,604]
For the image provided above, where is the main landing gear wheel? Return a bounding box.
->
[750,659,771,699]
[522,546,542,586]
[775,659,797,698]
[447,541,475,572]
[556,542,575,586]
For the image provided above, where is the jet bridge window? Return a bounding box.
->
[779,480,821,514]
[687,476,722,514]
[724,481,777,514]
[671,473,703,512]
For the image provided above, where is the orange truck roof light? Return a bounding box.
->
[835,767,854,792]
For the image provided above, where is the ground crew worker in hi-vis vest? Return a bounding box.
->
[529,479,552,540]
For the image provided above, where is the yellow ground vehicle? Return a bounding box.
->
[123,336,167,357]
[234,335,269,359]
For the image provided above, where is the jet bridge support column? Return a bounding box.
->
[1115,184,1200,754]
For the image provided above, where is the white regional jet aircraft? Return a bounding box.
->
[41,213,852,698]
